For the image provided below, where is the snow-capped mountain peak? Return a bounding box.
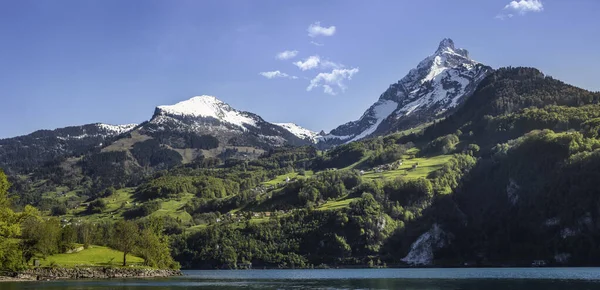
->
[437,38,456,52]
[435,38,468,58]
[275,123,318,143]
[147,95,314,148]
[324,38,492,145]
[154,95,257,129]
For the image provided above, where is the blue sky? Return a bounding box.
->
[1,0,599,138]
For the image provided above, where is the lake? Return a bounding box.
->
[3,268,600,289]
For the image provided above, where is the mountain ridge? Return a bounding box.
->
[0,123,138,173]
[0,38,491,173]
[322,38,491,145]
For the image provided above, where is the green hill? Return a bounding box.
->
[4,67,600,270]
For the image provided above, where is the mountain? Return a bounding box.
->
[321,38,492,145]
[0,95,317,174]
[274,123,319,143]
[0,39,491,172]
[0,123,137,173]
[140,95,311,149]
[6,66,600,270]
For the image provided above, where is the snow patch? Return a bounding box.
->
[97,123,137,135]
[275,123,318,142]
[421,55,449,84]
[315,134,353,142]
[347,100,398,142]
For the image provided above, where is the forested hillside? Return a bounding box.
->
[2,67,600,270]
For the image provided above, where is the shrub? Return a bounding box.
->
[50,204,67,216]
[87,199,107,214]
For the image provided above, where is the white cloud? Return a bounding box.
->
[310,41,324,46]
[307,22,336,37]
[307,68,359,95]
[495,14,514,20]
[294,56,321,71]
[276,50,298,60]
[293,55,343,71]
[259,71,298,79]
[505,0,544,14]
[323,85,335,95]
[497,0,543,19]
[321,60,343,69]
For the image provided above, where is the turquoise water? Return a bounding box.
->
[3,268,600,289]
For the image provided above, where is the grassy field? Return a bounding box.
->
[38,245,144,267]
[262,171,314,186]
[103,188,136,212]
[69,188,137,222]
[69,188,193,224]
[316,197,358,211]
[342,155,371,170]
[150,193,194,223]
[362,154,452,180]
[385,121,436,140]
[249,216,271,224]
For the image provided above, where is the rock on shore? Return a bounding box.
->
[6,267,182,281]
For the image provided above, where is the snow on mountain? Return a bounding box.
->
[54,123,137,140]
[147,95,312,148]
[155,95,257,130]
[97,123,138,135]
[390,38,489,117]
[0,122,140,172]
[275,123,319,143]
[347,100,398,142]
[323,38,492,145]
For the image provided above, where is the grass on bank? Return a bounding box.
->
[37,245,144,268]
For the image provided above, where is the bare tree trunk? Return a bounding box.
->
[123,252,127,266]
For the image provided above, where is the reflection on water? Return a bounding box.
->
[3,268,600,289]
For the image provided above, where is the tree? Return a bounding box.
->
[0,170,9,209]
[136,217,179,269]
[113,220,139,266]
[60,225,77,252]
[103,187,116,197]
[50,204,67,216]
[87,199,107,214]
[78,222,92,249]
[1,170,43,270]
[0,169,25,270]
[21,217,62,260]
[464,144,480,156]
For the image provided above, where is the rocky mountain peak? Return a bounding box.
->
[435,38,469,59]
[323,38,492,145]
[436,38,455,52]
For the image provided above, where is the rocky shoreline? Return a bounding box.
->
[1,267,182,282]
